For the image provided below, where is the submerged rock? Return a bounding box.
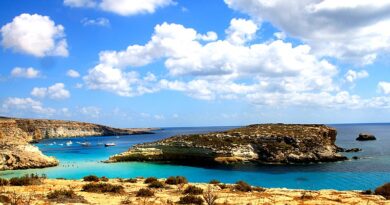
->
[107,124,348,165]
[356,133,376,141]
[0,116,155,170]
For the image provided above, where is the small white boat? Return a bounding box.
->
[80,142,91,147]
[104,143,116,147]
[66,141,73,146]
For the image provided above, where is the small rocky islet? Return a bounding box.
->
[107,124,350,165]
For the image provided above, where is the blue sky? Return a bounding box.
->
[1,0,390,128]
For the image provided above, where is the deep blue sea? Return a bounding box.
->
[1,124,389,191]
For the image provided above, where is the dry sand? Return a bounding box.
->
[0,178,388,205]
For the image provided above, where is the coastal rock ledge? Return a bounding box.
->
[107,124,347,165]
[0,116,155,170]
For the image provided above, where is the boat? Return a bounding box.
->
[79,142,91,147]
[104,143,116,147]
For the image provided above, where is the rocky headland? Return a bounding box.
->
[107,124,348,165]
[0,116,155,170]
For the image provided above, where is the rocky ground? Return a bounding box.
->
[0,178,388,205]
[0,117,155,170]
[107,124,348,165]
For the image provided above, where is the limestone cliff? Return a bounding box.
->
[0,117,154,170]
[107,124,347,165]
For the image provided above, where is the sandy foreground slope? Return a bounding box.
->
[0,178,388,205]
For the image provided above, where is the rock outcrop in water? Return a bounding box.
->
[356,133,376,141]
[107,124,347,165]
[0,116,155,170]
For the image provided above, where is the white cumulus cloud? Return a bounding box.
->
[81,17,110,27]
[11,67,40,78]
[344,69,369,83]
[63,0,173,16]
[31,83,71,100]
[2,97,56,115]
[66,69,80,78]
[1,13,68,57]
[378,81,390,95]
[224,0,390,65]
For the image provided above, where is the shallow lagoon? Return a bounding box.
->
[1,124,390,190]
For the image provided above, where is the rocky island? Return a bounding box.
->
[107,124,348,165]
[0,116,155,170]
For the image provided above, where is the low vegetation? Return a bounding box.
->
[144,177,158,184]
[9,174,45,186]
[209,179,220,185]
[83,175,100,182]
[0,178,9,186]
[125,178,138,183]
[47,189,88,203]
[82,183,125,194]
[148,180,164,188]
[165,176,188,185]
[184,185,204,195]
[375,183,390,199]
[136,188,155,197]
[178,195,204,205]
[203,186,218,205]
[234,181,252,192]
[100,176,109,182]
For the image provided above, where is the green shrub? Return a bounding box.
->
[165,176,188,185]
[253,186,266,192]
[184,185,203,195]
[144,177,158,184]
[0,178,9,186]
[136,188,154,197]
[218,184,229,189]
[100,176,109,182]
[9,174,44,186]
[83,175,100,182]
[209,179,220,185]
[0,195,11,204]
[82,183,125,194]
[375,183,390,199]
[178,195,204,205]
[234,181,252,192]
[125,178,138,183]
[47,189,88,203]
[148,181,164,188]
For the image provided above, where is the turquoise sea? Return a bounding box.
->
[1,124,389,191]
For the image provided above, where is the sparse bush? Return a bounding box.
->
[125,178,138,183]
[165,176,188,185]
[148,181,164,188]
[0,195,11,204]
[47,189,88,203]
[184,185,203,195]
[209,179,220,185]
[203,186,218,205]
[178,195,204,205]
[82,183,125,194]
[253,186,266,192]
[0,178,9,186]
[144,177,158,184]
[375,183,390,199]
[361,189,372,195]
[83,175,100,182]
[218,184,229,189]
[136,188,154,197]
[100,176,109,182]
[234,181,252,192]
[9,174,43,186]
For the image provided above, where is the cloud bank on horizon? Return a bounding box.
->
[1,0,390,127]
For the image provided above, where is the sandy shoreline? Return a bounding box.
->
[0,177,388,205]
